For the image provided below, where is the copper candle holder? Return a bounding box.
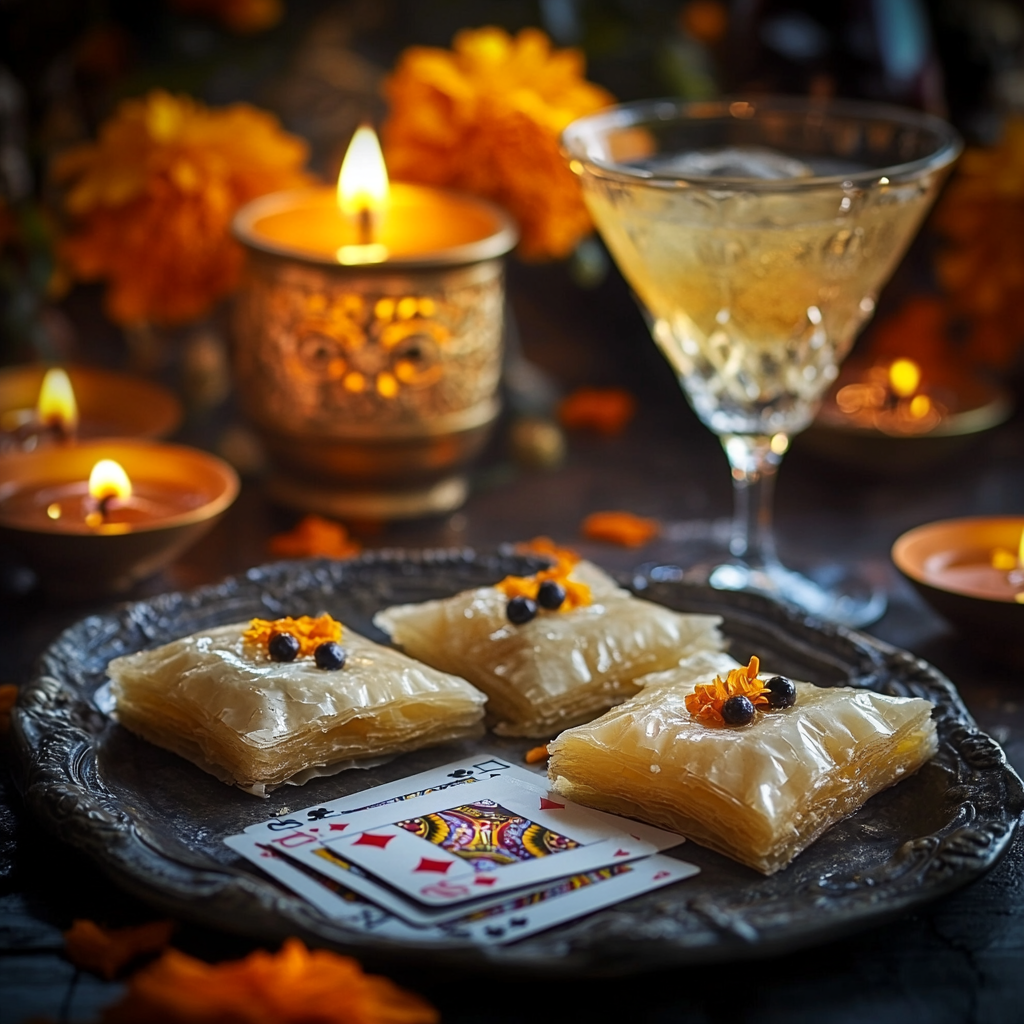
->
[232,186,517,519]
[0,440,238,599]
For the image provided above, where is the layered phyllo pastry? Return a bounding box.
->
[107,614,487,796]
[373,543,723,737]
[547,654,937,874]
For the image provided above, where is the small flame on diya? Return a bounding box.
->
[336,124,390,265]
[990,526,1024,601]
[84,458,133,527]
[36,368,79,434]
[833,358,945,435]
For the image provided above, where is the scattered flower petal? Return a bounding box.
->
[559,387,636,436]
[269,515,363,559]
[64,919,175,980]
[581,511,660,547]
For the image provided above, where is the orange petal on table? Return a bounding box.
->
[268,515,362,559]
[64,919,175,980]
[100,937,439,1024]
[524,744,550,764]
[558,387,636,436]
[581,511,661,548]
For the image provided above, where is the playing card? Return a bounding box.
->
[289,778,672,911]
[241,753,682,852]
[440,853,698,943]
[227,833,696,945]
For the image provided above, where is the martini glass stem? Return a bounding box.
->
[722,433,784,571]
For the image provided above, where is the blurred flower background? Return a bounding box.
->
[2,0,1024,379]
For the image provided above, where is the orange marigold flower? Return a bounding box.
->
[52,90,309,326]
[382,27,614,261]
[269,515,362,560]
[684,656,770,726]
[559,387,637,435]
[933,115,1024,369]
[64,919,174,980]
[581,510,661,548]
[100,938,439,1024]
[243,614,342,656]
[524,744,549,764]
[496,563,592,612]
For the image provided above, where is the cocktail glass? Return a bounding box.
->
[563,98,961,626]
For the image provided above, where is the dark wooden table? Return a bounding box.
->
[2,263,1023,1022]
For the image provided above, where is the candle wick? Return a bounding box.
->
[357,206,373,246]
[98,494,114,520]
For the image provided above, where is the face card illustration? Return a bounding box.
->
[239,754,683,853]
[299,779,667,908]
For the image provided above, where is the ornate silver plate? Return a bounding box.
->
[12,551,1024,975]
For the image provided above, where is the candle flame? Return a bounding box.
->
[1019,526,1024,566]
[337,124,389,229]
[889,358,921,398]
[37,368,79,432]
[88,459,132,502]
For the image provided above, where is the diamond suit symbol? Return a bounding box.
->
[539,797,564,810]
[353,832,394,849]
[329,823,348,832]
[414,858,453,874]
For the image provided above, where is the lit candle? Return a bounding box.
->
[230,125,517,520]
[896,518,1024,604]
[832,358,944,435]
[0,441,238,597]
[0,365,182,454]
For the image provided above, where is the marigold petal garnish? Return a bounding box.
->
[382,27,614,261]
[685,656,771,726]
[559,387,637,435]
[243,614,343,657]
[524,744,550,764]
[269,515,362,559]
[100,938,439,1024]
[53,90,309,326]
[581,510,661,548]
[64,919,174,980]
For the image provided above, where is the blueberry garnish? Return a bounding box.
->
[269,632,300,662]
[722,695,755,726]
[507,596,538,625]
[765,675,796,709]
[314,641,347,671]
[536,580,566,610]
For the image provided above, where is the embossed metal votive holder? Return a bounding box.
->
[232,188,517,519]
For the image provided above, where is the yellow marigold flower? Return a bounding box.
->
[53,90,309,326]
[383,27,614,261]
[933,115,1024,369]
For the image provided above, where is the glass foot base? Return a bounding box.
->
[634,518,887,629]
[705,561,886,629]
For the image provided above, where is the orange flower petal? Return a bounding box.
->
[580,511,660,548]
[243,614,343,657]
[100,938,438,1024]
[269,515,362,560]
[64,919,175,980]
[559,387,636,435]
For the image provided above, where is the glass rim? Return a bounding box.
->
[561,96,963,191]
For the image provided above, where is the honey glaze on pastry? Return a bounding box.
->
[547,653,937,875]
[107,614,487,796]
[373,544,724,738]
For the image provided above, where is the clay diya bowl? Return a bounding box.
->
[0,440,238,599]
[892,517,1024,667]
[0,364,182,443]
